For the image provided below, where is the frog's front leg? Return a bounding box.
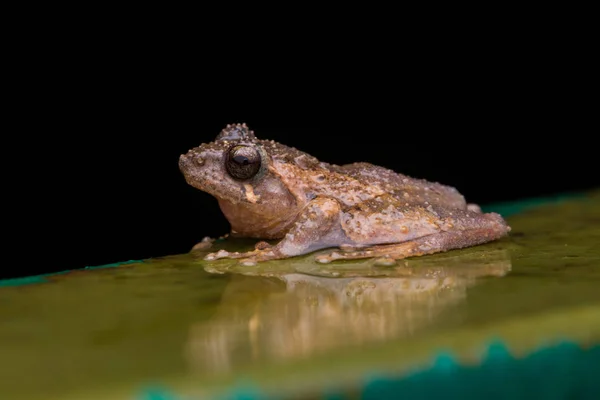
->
[316,212,510,263]
[205,197,343,265]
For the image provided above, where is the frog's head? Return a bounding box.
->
[179,124,300,236]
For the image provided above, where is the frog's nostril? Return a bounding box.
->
[194,156,205,166]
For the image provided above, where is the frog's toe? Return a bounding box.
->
[315,245,393,263]
[226,248,283,265]
[315,250,368,263]
[204,249,247,261]
[315,251,342,264]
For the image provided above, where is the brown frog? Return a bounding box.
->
[179,123,510,265]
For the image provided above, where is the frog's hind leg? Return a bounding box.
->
[315,212,510,263]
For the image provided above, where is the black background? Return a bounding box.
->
[9,41,597,280]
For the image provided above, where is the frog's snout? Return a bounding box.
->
[179,152,206,172]
[178,153,192,173]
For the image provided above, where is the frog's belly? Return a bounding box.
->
[218,199,299,240]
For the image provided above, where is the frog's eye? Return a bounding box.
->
[226,145,262,180]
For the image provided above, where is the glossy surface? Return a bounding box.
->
[0,191,599,399]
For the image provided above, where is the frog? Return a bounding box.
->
[179,123,510,265]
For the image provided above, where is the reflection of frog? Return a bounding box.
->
[186,249,511,373]
[179,123,510,265]
[186,274,467,373]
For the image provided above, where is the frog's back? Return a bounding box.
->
[334,162,469,210]
[261,138,469,211]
